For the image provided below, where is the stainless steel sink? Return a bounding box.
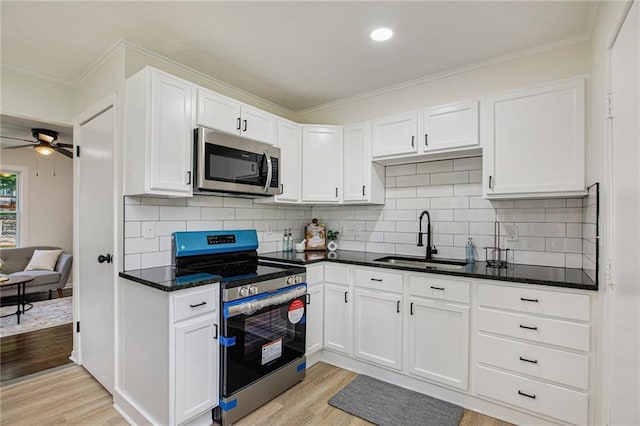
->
[372,256,467,270]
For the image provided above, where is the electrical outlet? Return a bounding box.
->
[266,222,273,235]
[504,223,518,242]
[143,222,155,239]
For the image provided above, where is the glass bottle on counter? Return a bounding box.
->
[465,237,476,263]
[282,230,288,252]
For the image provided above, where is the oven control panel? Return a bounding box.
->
[223,272,307,302]
[286,275,304,285]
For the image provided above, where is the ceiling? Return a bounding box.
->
[1,1,596,113]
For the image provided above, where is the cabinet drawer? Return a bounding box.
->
[478,308,590,352]
[409,275,470,303]
[305,264,323,284]
[324,264,351,284]
[477,333,589,390]
[355,268,403,293]
[478,283,590,321]
[477,366,588,425]
[174,287,217,322]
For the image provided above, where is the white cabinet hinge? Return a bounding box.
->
[606,94,614,118]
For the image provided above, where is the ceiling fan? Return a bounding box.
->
[1,128,73,158]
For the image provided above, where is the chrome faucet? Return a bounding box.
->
[417,210,438,259]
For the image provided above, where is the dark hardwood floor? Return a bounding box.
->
[0,288,74,385]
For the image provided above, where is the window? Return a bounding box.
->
[0,171,19,247]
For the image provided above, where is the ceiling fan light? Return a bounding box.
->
[32,128,58,144]
[35,144,55,155]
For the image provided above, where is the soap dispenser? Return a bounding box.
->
[465,238,476,263]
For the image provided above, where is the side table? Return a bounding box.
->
[0,275,35,325]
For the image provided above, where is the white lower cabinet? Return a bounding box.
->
[323,282,353,355]
[475,282,592,425]
[354,288,403,370]
[407,297,469,389]
[117,281,219,426]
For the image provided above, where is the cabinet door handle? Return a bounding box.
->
[362,185,366,196]
[425,134,428,146]
[396,300,400,313]
[370,278,383,282]
[518,390,536,399]
[519,356,538,364]
[189,301,207,308]
[519,324,538,331]
[237,117,241,130]
[411,135,415,147]
[186,171,191,185]
[335,187,338,198]
[489,175,493,189]
[243,119,248,132]
[280,183,284,193]
[410,302,414,315]
[430,286,445,291]
[344,291,348,303]
[520,297,539,303]
[306,293,311,305]
[213,324,218,340]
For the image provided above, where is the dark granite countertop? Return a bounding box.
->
[259,250,597,291]
[119,267,220,292]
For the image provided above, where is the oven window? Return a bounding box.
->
[244,309,292,360]
[205,144,266,186]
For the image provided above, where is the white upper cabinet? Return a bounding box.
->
[302,126,343,203]
[483,78,586,199]
[343,121,385,204]
[125,66,194,197]
[419,99,479,153]
[196,88,275,145]
[372,111,418,158]
[275,119,301,202]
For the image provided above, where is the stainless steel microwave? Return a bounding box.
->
[194,127,281,196]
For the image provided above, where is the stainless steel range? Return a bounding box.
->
[172,230,307,426]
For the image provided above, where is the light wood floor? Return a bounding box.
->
[0,362,513,426]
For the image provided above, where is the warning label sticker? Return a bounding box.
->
[262,338,282,365]
[288,299,305,324]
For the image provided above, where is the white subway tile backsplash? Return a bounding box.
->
[430,209,454,221]
[223,197,254,208]
[160,206,200,221]
[514,199,567,208]
[453,183,483,196]
[567,223,582,238]
[186,196,224,207]
[365,242,395,254]
[236,208,263,220]
[126,237,159,254]
[504,237,546,251]
[124,196,141,205]
[497,208,545,223]
[224,220,254,229]
[125,222,141,238]
[141,251,172,269]
[517,223,566,237]
[125,204,159,221]
[566,253,583,268]
[433,221,469,235]
[396,174,430,187]
[385,177,397,188]
[384,232,417,244]
[469,222,497,235]
[512,251,565,267]
[454,209,496,222]
[124,254,141,270]
[417,185,454,198]
[567,198,583,208]
[155,221,186,236]
[385,187,417,199]
[433,234,454,246]
[141,197,187,207]
[396,221,420,233]
[430,196,469,209]
[417,160,453,174]
[396,244,427,257]
[384,210,418,221]
[396,198,430,210]
[431,171,469,185]
[201,207,235,220]
[366,221,396,232]
[159,236,172,252]
[339,240,366,251]
[546,237,582,253]
[186,220,224,231]
[546,208,582,223]
[330,209,357,220]
[386,163,417,177]
[469,170,482,183]
[453,157,482,171]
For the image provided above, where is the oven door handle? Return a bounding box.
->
[263,150,273,193]
[224,285,307,318]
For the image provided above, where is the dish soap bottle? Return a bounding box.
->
[282,230,289,252]
[465,238,475,263]
[286,229,293,252]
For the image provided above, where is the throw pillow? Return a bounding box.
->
[24,249,63,271]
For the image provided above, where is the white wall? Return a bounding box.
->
[295,42,591,124]
[0,148,73,253]
[1,66,76,125]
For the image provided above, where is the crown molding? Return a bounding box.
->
[294,35,590,117]
[75,38,127,85]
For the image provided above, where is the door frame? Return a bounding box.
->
[71,93,117,364]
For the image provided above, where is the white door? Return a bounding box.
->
[241,105,275,144]
[196,88,241,135]
[76,104,115,393]
[407,297,469,390]
[323,283,352,355]
[353,288,403,370]
[609,2,640,424]
[372,111,418,158]
[420,100,479,153]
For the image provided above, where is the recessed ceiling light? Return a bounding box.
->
[370,27,393,42]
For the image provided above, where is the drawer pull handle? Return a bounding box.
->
[396,300,400,313]
[520,297,539,303]
[189,301,207,308]
[344,291,348,303]
[410,302,414,315]
[518,390,536,399]
[214,324,218,340]
[519,356,538,364]
[430,286,445,291]
[370,278,383,282]
[519,324,538,331]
